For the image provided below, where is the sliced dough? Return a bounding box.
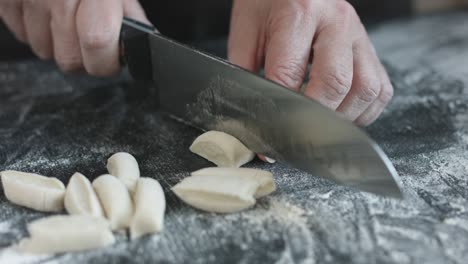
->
[92,174,133,230]
[64,172,104,217]
[191,167,276,198]
[19,215,114,254]
[106,152,140,193]
[0,170,65,212]
[264,156,276,164]
[130,178,166,239]
[189,131,255,167]
[172,174,259,213]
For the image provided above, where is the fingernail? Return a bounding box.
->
[265,157,276,164]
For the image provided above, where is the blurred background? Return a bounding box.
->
[0,0,465,61]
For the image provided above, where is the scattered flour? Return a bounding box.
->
[0,246,51,264]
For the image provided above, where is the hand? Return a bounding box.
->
[0,0,151,76]
[228,0,394,126]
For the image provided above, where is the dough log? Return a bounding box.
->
[189,131,255,167]
[130,177,166,239]
[191,167,276,198]
[172,173,259,213]
[1,170,65,212]
[19,215,114,254]
[64,172,104,217]
[92,174,134,230]
[106,152,140,193]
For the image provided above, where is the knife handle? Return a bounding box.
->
[120,17,156,81]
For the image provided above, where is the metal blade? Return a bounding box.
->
[122,19,403,197]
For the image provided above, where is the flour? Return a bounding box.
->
[0,246,51,264]
[0,221,11,233]
[6,157,72,172]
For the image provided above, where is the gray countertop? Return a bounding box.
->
[1,11,468,264]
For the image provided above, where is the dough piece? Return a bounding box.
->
[264,156,276,164]
[92,174,133,230]
[0,170,65,212]
[130,178,166,239]
[192,167,276,198]
[19,215,114,254]
[64,172,104,217]
[106,152,140,193]
[172,174,259,213]
[189,131,255,168]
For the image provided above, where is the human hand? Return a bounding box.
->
[0,0,151,76]
[228,0,393,126]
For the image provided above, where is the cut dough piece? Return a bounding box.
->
[130,178,166,239]
[64,172,104,217]
[106,152,140,193]
[0,170,65,212]
[189,131,255,167]
[19,215,114,254]
[92,174,133,230]
[172,174,259,213]
[192,167,276,198]
[264,156,276,164]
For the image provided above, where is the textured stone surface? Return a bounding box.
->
[1,12,468,264]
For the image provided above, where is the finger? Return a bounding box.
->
[257,154,268,162]
[355,63,394,126]
[264,2,316,90]
[123,0,152,25]
[1,1,27,43]
[50,0,83,72]
[23,0,53,59]
[336,38,381,121]
[304,2,356,110]
[76,0,123,76]
[227,0,263,72]
[303,31,354,110]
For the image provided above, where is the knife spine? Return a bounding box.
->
[120,17,156,81]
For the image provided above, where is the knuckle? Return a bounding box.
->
[320,71,352,101]
[295,0,314,12]
[57,0,78,13]
[80,31,114,50]
[268,0,313,35]
[335,0,357,18]
[356,78,380,103]
[268,10,296,36]
[23,0,41,6]
[267,60,306,88]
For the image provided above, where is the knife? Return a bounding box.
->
[120,17,403,197]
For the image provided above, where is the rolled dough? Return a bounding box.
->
[191,167,276,198]
[172,173,259,213]
[64,172,104,217]
[106,152,140,193]
[189,131,255,167]
[19,215,114,254]
[0,170,65,212]
[92,174,134,230]
[130,178,166,239]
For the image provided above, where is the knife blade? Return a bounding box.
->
[120,17,403,197]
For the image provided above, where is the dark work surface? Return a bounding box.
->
[1,12,468,264]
